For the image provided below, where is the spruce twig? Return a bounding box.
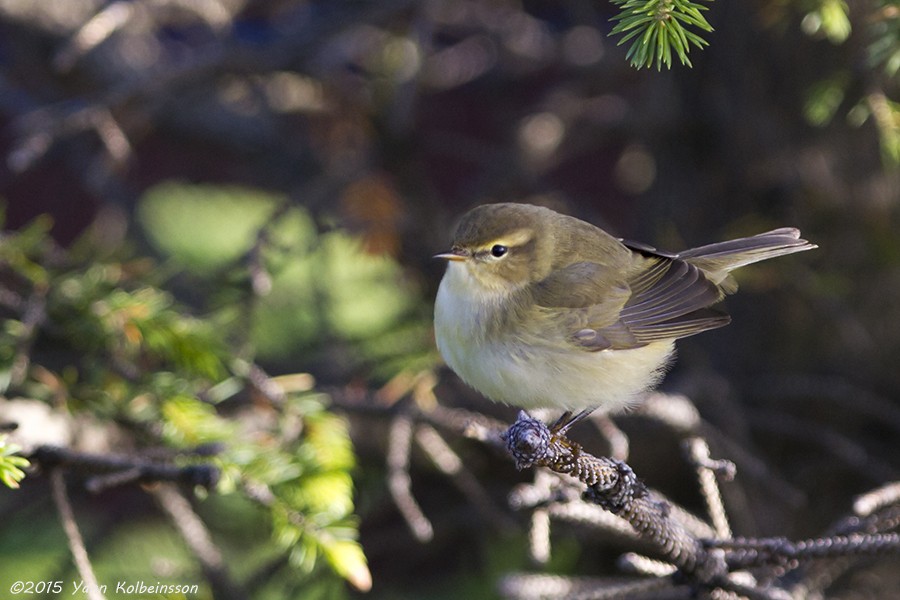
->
[609,0,714,70]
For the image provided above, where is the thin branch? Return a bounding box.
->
[638,392,807,510]
[30,445,220,490]
[53,2,136,72]
[50,469,106,600]
[414,423,517,532]
[547,498,642,540]
[790,499,900,595]
[10,287,47,387]
[590,413,630,462]
[153,483,223,567]
[8,0,422,175]
[616,552,677,577]
[685,436,734,539]
[152,483,247,600]
[499,572,688,600]
[854,481,900,517]
[387,413,433,542]
[246,362,288,406]
[709,533,900,569]
[528,507,552,564]
[327,383,510,448]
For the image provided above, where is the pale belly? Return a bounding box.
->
[434,265,674,412]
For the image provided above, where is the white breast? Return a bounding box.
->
[434,263,675,412]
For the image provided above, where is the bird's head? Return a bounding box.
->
[436,203,557,293]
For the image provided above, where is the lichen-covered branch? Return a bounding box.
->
[503,411,727,581]
[501,410,900,598]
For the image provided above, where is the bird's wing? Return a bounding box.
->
[532,256,730,351]
[531,261,630,309]
[613,255,730,345]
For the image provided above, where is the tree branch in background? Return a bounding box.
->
[29,446,220,492]
[50,469,106,600]
[152,483,246,600]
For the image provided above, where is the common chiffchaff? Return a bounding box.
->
[434,203,815,423]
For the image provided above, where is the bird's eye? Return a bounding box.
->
[490,244,508,258]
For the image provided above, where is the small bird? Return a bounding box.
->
[434,203,816,429]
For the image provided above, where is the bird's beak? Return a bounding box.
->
[434,248,468,262]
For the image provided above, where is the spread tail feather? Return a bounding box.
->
[678,228,816,291]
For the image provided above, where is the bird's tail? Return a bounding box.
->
[679,228,816,292]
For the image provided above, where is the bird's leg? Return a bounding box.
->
[549,408,595,436]
[549,411,572,433]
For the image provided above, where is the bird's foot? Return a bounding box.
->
[549,408,595,436]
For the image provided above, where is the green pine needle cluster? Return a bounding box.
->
[610,0,713,70]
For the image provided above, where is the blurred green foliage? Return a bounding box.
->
[798,1,900,166]
[801,0,851,44]
[869,3,900,77]
[138,183,433,378]
[0,183,440,594]
[139,184,286,272]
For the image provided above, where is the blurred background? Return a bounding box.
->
[1,0,899,598]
